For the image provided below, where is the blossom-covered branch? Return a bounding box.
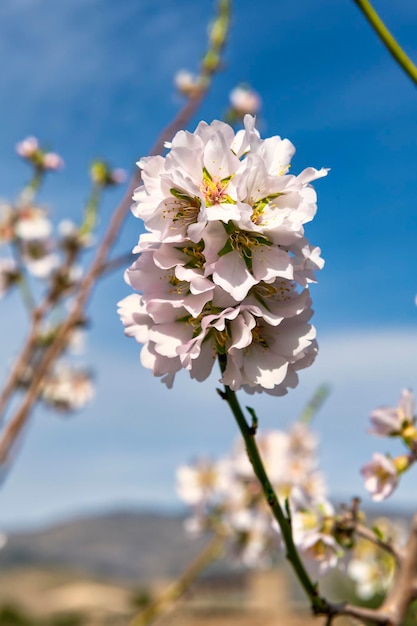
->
[0,0,231,466]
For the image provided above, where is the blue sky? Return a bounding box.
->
[0,0,416,530]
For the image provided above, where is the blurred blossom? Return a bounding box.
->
[58,220,94,250]
[174,69,200,96]
[361,453,398,501]
[177,458,233,506]
[177,423,328,568]
[16,136,39,159]
[41,152,64,171]
[289,492,339,576]
[16,136,63,171]
[42,363,94,412]
[66,327,87,356]
[0,258,20,297]
[90,160,126,187]
[14,206,52,240]
[0,204,14,244]
[229,85,262,116]
[21,237,59,279]
[369,389,415,437]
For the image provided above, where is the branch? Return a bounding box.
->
[218,373,329,615]
[380,512,417,625]
[129,532,224,626]
[0,0,231,465]
[353,0,417,86]
[355,522,402,564]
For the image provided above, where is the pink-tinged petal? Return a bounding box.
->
[242,346,288,389]
[229,311,256,350]
[361,453,398,501]
[252,244,293,282]
[296,167,329,185]
[212,251,257,301]
[189,341,218,382]
[149,322,194,358]
[203,133,240,180]
[399,388,415,421]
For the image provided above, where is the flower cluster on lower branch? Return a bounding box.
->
[176,421,406,597]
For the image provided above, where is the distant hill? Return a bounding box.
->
[0,506,411,585]
[0,511,212,582]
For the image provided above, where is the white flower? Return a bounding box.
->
[176,458,233,507]
[42,152,64,171]
[16,136,39,158]
[42,363,94,411]
[0,258,19,297]
[16,137,64,170]
[287,493,340,575]
[14,206,52,240]
[361,453,398,501]
[369,389,415,437]
[174,69,200,96]
[120,116,326,393]
[20,237,59,278]
[229,85,262,116]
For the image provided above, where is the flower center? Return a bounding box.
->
[200,168,235,207]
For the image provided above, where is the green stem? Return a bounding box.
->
[298,383,331,424]
[80,185,102,236]
[218,360,329,614]
[128,532,224,626]
[354,0,417,86]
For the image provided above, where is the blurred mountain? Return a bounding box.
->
[0,511,210,582]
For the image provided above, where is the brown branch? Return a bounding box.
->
[0,296,52,420]
[0,23,224,464]
[129,532,224,626]
[355,522,402,564]
[380,512,417,626]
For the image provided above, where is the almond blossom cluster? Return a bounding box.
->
[361,389,417,501]
[0,138,126,415]
[118,115,327,394]
[176,423,333,569]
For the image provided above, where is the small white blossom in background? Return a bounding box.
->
[20,237,59,279]
[174,69,201,97]
[369,388,415,437]
[177,423,329,568]
[14,206,52,241]
[361,453,399,501]
[119,115,327,395]
[0,258,20,298]
[41,363,94,412]
[288,491,340,576]
[347,517,406,599]
[229,85,262,116]
[362,390,417,501]
[58,220,95,252]
[90,160,127,187]
[16,136,39,159]
[16,136,64,171]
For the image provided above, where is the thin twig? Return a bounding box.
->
[380,512,417,625]
[355,522,402,564]
[129,532,224,626]
[353,0,417,86]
